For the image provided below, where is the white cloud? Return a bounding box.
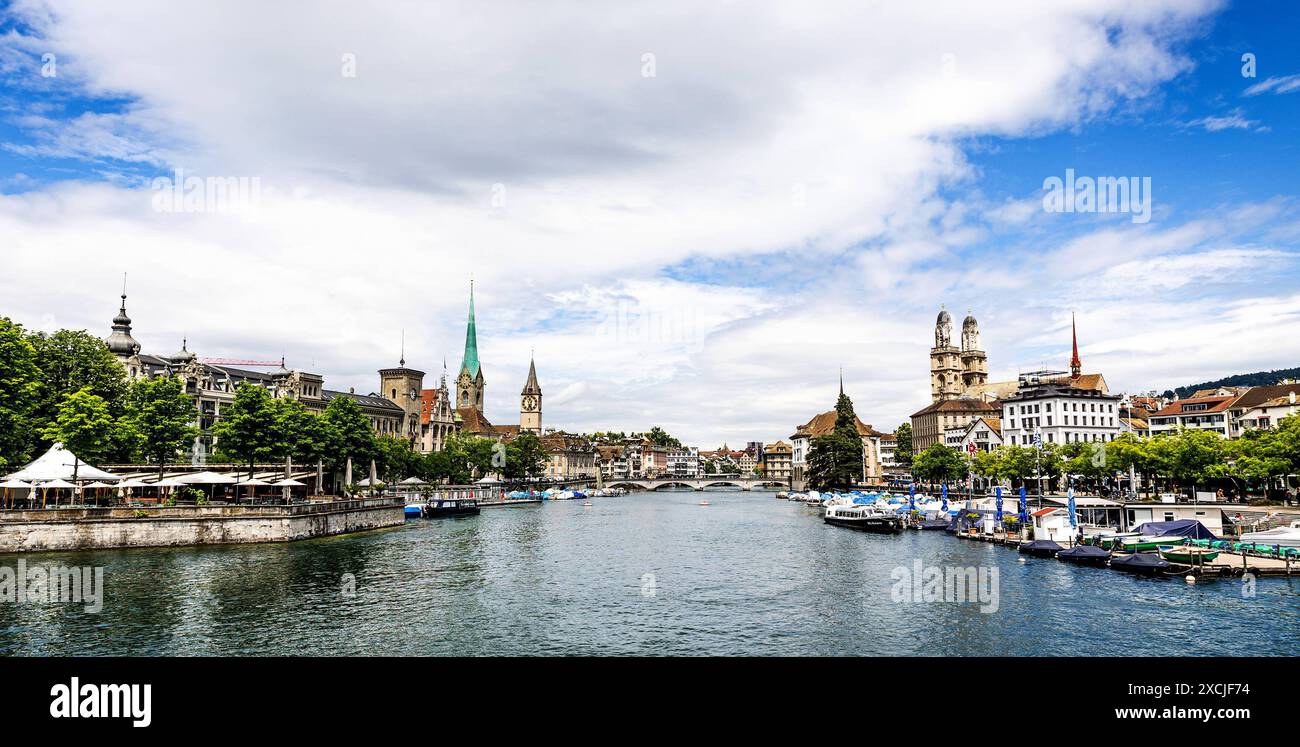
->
[1244,73,1300,96]
[5,0,1284,447]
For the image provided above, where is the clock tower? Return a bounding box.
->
[520,355,542,435]
[379,339,426,443]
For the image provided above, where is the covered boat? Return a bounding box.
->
[1057,544,1111,566]
[1131,519,1217,541]
[1018,540,1064,558]
[1110,553,1172,575]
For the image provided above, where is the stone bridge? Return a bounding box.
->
[604,476,789,492]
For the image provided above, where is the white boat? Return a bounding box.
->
[1240,520,1300,548]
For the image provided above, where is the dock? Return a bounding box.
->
[949,529,1298,576]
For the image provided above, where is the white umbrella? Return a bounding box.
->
[39,478,77,489]
[271,478,306,487]
[236,477,270,502]
[38,478,77,509]
[83,481,114,489]
[152,477,186,488]
[118,478,154,488]
[1,478,32,509]
[399,476,428,486]
[176,471,239,485]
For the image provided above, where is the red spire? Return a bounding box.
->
[1069,312,1082,379]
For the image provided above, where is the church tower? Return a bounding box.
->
[1069,312,1082,380]
[520,354,542,435]
[930,306,962,402]
[104,275,144,380]
[379,334,425,443]
[456,281,486,413]
[960,310,988,390]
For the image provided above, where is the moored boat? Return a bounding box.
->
[1157,545,1219,564]
[423,497,481,518]
[824,505,902,534]
[1057,544,1111,566]
[1110,553,1172,575]
[1239,521,1300,549]
[1018,540,1064,558]
[1117,535,1188,553]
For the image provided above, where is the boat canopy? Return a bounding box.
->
[1111,553,1170,570]
[1132,519,1216,541]
[1057,545,1110,559]
[1020,540,1064,553]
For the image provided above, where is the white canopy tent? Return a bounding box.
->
[2,443,121,484]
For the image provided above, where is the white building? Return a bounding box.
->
[667,447,701,479]
[945,417,1003,453]
[1000,376,1121,447]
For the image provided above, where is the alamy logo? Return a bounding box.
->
[1042,168,1151,224]
[891,559,1000,613]
[49,678,151,728]
[0,560,103,613]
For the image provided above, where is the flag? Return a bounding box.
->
[995,486,1003,524]
[908,483,915,510]
[1018,485,1028,524]
[941,482,948,513]
[1068,486,1077,528]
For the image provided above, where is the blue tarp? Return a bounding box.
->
[1133,519,1216,541]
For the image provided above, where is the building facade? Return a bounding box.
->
[763,441,793,482]
[1000,378,1121,446]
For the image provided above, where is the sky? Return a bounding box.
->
[1,0,1299,447]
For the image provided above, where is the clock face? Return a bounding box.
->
[523,395,537,411]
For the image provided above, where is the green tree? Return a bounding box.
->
[893,422,913,467]
[911,444,966,485]
[29,329,128,435]
[127,376,198,479]
[505,432,548,481]
[213,384,277,474]
[645,426,681,448]
[443,433,498,483]
[0,317,41,470]
[322,396,376,469]
[806,390,864,491]
[39,388,113,481]
[374,434,420,484]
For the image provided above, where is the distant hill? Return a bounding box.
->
[1163,367,1300,399]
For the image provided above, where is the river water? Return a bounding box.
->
[2,491,1296,656]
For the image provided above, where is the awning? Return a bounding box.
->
[3,443,121,483]
[176,471,240,485]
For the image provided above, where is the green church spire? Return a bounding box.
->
[460,280,480,378]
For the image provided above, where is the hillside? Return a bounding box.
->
[1163,367,1300,399]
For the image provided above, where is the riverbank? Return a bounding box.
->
[0,498,405,553]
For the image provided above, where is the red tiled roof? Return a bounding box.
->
[1150,395,1237,417]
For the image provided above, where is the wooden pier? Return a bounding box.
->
[946,528,1297,576]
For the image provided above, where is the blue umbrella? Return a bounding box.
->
[995,486,1003,524]
[941,483,948,513]
[1067,486,1077,528]
[908,484,916,510]
[1018,485,1028,523]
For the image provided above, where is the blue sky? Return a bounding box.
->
[1,0,1298,446]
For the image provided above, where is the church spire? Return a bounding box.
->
[460,280,480,378]
[1069,312,1082,379]
[522,352,541,395]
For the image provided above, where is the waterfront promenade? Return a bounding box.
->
[0,498,405,553]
